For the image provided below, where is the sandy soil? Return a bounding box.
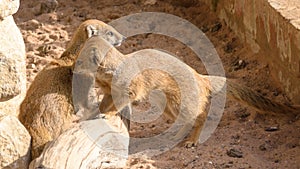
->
[15,0,300,168]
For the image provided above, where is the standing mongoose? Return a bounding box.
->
[76,36,299,148]
[19,19,125,159]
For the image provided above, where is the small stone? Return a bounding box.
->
[27,63,36,69]
[259,144,267,151]
[169,156,176,161]
[211,22,222,32]
[227,148,243,158]
[230,59,247,71]
[224,43,233,53]
[265,126,279,132]
[38,0,58,15]
[144,0,157,5]
[273,89,279,96]
[26,19,41,30]
[49,34,59,40]
[170,0,198,7]
[200,26,209,33]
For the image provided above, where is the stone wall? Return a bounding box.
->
[202,0,300,103]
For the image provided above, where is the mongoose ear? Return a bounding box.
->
[86,25,98,38]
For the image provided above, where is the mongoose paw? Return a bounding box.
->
[184,141,197,148]
[71,114,81,123]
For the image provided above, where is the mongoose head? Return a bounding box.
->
[84,19,125,47]
[57,19,126,66]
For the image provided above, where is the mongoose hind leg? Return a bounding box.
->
[183,112,207,148]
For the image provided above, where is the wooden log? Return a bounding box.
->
[29,115,129,169]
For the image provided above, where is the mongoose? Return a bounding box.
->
[19,19,125,159]
[76,36,299,148]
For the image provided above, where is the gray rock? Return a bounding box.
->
[0,112,31,169]
[0,0,20,20]
[0,15,26,116]
[35,0,58,15]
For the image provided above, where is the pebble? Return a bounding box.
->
[39,0,59,15]
[265,126,279,132]
[224,43,233,53]
[200,25,209,33]
[27,63,36,69]
[227,148,243,158]
[211,22,222,32]
[144,0,157,5]
[49,34,59,40]
[259,144,267,151]
[170,0,198,7]
[26,19,41,30]
[230,59,247,71]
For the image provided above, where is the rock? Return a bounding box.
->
[41,0,58,12]
[265,126,279,132]
[36,0,58,15]
[259,144,267,151]
[224,43,233,53]
[169,0,198,8]
[0,112,31,169]
[200,25,209,33]
[29,115,129,169]
[211,22,222,32]
[0,55,20,101]
[230,58,247,72]
[0,0,20,20]
[0,14,26,116]
[226,148,243,158]
[144,0,157,5]
[25,19,42,30]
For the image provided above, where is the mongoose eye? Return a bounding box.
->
[107,31,114,36]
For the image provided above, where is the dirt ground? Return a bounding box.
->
[15,0,300,168]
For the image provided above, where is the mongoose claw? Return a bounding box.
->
[71,114,81,123]
[184,141,197,148]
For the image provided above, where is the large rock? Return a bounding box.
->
[29,115,129,169]
[0,14,26,116]
[0,0,20,19]
[0,112,31,169]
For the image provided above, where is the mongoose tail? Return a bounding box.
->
[204,75,299,116]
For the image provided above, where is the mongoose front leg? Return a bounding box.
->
[99,94,116,114]
[100,94,131,130]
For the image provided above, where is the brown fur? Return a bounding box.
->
[19,19,125,159]
[80,36,299,148]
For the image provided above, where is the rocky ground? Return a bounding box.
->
[14,0,299,168]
